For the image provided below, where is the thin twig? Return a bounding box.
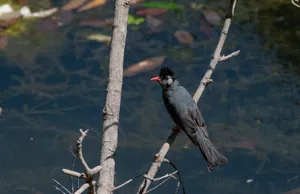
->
[113,179,134,191]
[53,186,67,194]
[137,0,239,193]
[69,150,77,193]
[145,177,173,193]
[163,159,186,194]
[291,0,300,8]
[113,172,146,191]
[144,171,178,182]
[219,50,240,62]
[53,179,71,194]
[174,180,180,194]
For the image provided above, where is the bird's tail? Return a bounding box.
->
[195,129,228,171]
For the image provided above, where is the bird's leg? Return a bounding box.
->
[172,126,181,132]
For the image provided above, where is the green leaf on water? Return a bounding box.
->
[143,2,184,10]
[128,14,145,25]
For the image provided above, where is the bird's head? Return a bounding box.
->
[151,67,176,89]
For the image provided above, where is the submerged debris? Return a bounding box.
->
[174,30,196,47]
[0,4,57,20]
[124,56,166,77]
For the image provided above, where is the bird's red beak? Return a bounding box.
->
[150,76,161,82]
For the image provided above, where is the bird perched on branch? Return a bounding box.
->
[150,67,228,171]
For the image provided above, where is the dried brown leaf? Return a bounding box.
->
[77,0,107,12]
[62,0,89,11]
[86,33,111,44]
[174,30,195,47]
[202,10,221,26]
[136,8,168,16]
[124,56,166,77]
[79,18,113,27]
[146,15,163,33]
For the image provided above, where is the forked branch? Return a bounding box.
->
[54,129,102,194]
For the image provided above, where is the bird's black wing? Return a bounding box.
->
[183,104,209,138]
[172,86,209,138]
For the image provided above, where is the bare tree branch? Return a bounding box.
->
[62,169,86,178]
[75,183,90,194]
[219,50,240,62]
[96,0,130,193]
[137,0,239,193]
[57,129,102,194]
[74,181,97,194]
[77,129,91,171]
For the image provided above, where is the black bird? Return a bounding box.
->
[151,67,228,171]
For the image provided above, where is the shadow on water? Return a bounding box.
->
[0,0,300,193]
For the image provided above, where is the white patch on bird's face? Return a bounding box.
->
[161,75,174,89]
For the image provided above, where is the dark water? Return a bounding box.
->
[0,0,300,193]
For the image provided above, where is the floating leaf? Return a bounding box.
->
[143,2,183,10]
[128,14,145,25]
[62,0,88,11]
[136,8,168,16]
[202,10,221,26]
[79,18,113,27]
[124,56,166,77]
[77,0,107,12]
[86,33,111,44]
[174,30,195,47]
[146,15,163,33]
